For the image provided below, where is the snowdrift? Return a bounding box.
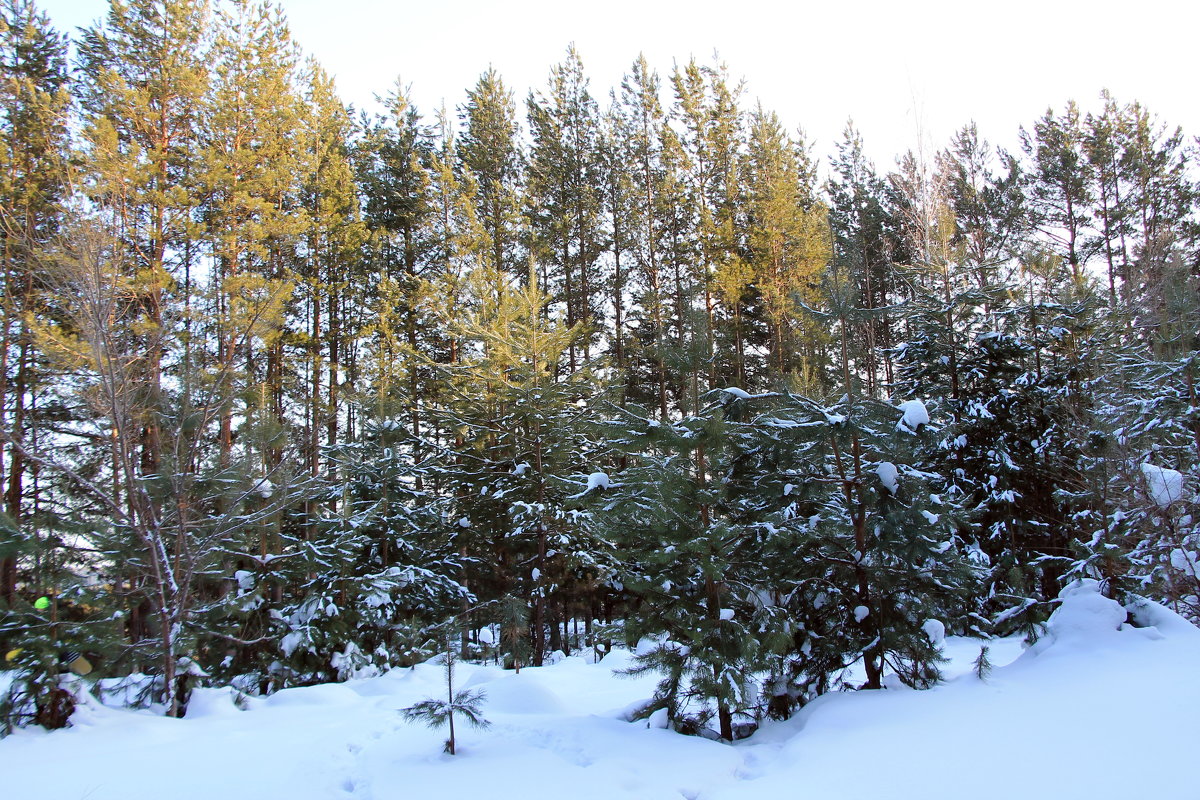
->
[2,583,1197,799]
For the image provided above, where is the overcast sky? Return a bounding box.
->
[37,0,1199,170]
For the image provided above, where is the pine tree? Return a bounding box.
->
[1020,102,1094,280]
[0,0,71,608]
[938,250,1105,634]
[78,0,211,483]
[612,55,671,419]
[598,97,635,393]
[936,122,1025,303]
[74,0,212,717]
[596,392,777,741]
[780,389,974,693]
[459,68,524,281]
[827,123,899,397]
[525,45,605,371]
[497,592,530,671]
[200,0,301,487]
[296,61,367,476]
[656,103,704,416]
[1084,92,1132,303]
[401,627,490,755]
[34,210,296,715]
[249,417,469,686]
[355,82,435,442]
[1118,100,1194,314]
[1070,247,1199,621]
[426,263,607,667]
[670,59,743,394]
[892,267,1037,633]
[742,108,829,387]
[803,174,978,688]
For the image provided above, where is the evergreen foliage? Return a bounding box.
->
[401,629,490,755]
[595,392,781,740]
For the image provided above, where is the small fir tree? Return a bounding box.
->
[401,629,490,755]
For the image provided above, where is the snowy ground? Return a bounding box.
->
[2,582,1197,800]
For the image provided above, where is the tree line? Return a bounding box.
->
[0,0,1196,738]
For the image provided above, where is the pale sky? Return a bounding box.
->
[37,0,1199,171]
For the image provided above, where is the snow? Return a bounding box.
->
[634,637,659,656]
[463,671,566,714]
[176,687,241,718]
[719,608,735,621]
[4,594,1200,800]
[1023,578,1126,654]
[720,386,753,399]
[234,570,255,592]
[921,619,945,645]
[646,706,670,729]
[853,605,870,623]
[876,461,899,494]
[1170,548,1199,573]
[586,471,610,492]
[897,399,930,432]
[1140,462,1184,507]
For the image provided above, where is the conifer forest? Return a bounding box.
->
[1,0,1198,744]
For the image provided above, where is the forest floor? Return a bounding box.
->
[1,582,1197,800]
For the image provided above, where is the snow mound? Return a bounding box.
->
[459,665,508,691]
[586,471,610,491]
[185,687,242,718]
[1140,462,1184,507]
[646,707,670,729]
[1027,579,1126,655]
[483,674,566,714]
[1125,594,1200,639]
[922,619,946,645]
[595,647,635,671]
[262,681,362,708]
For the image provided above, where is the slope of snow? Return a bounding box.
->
[711,582,1200,800]
[2,587,1197,800]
